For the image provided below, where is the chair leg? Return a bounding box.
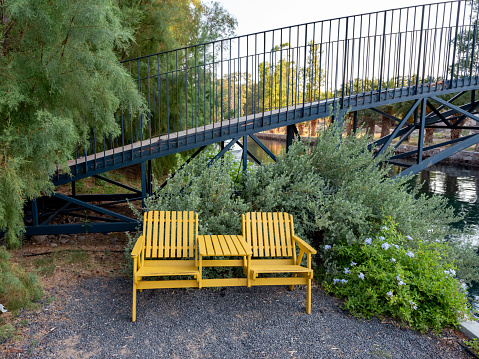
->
[306,278,312,314]
[132,283,137,322]
[289,274,297,291]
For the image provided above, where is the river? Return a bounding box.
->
[236,137,479,317]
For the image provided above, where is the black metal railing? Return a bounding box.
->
[67,0,478,180]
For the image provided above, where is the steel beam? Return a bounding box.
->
[393,133,479,179]
[249,134,277,162]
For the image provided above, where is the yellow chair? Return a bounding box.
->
[131,211,199,322]
[242,212,317,313]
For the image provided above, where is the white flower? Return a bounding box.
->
[406,235,413,240]
[358,273,365,280]
[379,236,385,241]
[398,281,405,286]
[409,300,418,310]
[343,268,350,274]
[381,226,388,230]
[341,279,348,284]
[396,275,401,281]
[392,244,399,249]
[386,291,393,297]
[382,242,390,250]
[365,238,372,245]
[324,245,331,251]
[333,278,340,284]
[350,261,357,266]
[449,269,456,276]
[406,251,414,258]
[390,258,396,263]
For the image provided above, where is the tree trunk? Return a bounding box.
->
[425,127,434,145]
[450,118,462,140]
[297,122,305,136]
[380,115,391,138]
[346,114,354,136]
[310,119,318,137]
[365,115,376,139]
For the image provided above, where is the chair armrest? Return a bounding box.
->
[292,234,317,254]
[131,236,144,258]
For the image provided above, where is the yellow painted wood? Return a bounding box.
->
[130,210,200,321]
[152,211,159,258]
[242,212,317,314]
[250,213,257,256]
[135,264,198,277]
[201,259,245,267]
[158,211,165,257]
[146,211,153,258]
[164,211,170,258]
[189,211,194,257]
[278,213,287,257]
[268,212,276,257]
[201,278,248,287]
[137,279,200,290]
[223,234,237,254]
[204,235,214,256]
[211,235,222,255]
[170,211,177,258]
[218,235,231,255]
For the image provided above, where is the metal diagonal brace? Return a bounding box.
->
[208,137,241,165]
[235,140,261,165]
[249,134,277,162]
[375,99,421,157]
[431,96,479,123]
[52,192,136,223]
[393,133,479,179]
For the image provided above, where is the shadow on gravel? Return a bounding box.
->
[11,277,469,358]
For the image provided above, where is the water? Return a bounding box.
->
[241,136,479,315]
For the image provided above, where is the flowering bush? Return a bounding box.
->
[322,218,472,332]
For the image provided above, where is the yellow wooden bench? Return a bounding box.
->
[130,210,199,322]
[242,212,317,313]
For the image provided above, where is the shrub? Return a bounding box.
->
[322,218,472,332]
[0,246,43,313]
[0,246,43,344]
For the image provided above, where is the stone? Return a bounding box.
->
[32,235,47,243]
[50,243,58,247]
[60,238,69,244]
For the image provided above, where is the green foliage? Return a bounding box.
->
[145,151,250,234]
[322,219,472,333]
[0,0,145,247]
[464,338,479,356]
[242,140,327,239]
[0,246,43,314]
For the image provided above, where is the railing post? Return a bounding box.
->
[415,5,426,94]
[470,22,477,81]
[450,1,462,86]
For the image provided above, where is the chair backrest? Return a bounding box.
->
[242,212,295,258]
[142,211,198,259]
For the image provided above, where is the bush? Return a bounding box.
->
[0,246,43,344]
[322,218,471,332]
[0,246,43,313]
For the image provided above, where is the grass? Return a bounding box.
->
[66,250,91,266]
[34,255,55,277]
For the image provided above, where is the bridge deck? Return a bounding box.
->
[55,78,479,186]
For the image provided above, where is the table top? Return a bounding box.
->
[198,235,252,257]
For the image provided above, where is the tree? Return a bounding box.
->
[0,0,145,246]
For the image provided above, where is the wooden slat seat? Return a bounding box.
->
[242,212,317,314]
[131,210,199,322]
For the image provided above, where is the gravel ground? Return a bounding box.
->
[8,277,470,358]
